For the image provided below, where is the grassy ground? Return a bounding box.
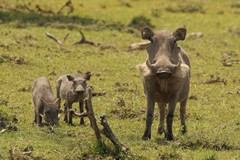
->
[0,0,239,159]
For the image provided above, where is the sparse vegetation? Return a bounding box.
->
[128,15,154,29]
[0,0,239,159]
[165,0,205,13]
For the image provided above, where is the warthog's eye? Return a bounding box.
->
[172,38,177,45]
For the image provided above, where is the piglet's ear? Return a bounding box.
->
[173,28,187,41]
[66,75,75,81]
[84,71,92,81]
[141,27,155,42]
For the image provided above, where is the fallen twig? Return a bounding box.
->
[100,115,129,152]
[198,77,227,85]
[187,32,204,39]
[127,41,150,51]
[84,87,102,141]
[22,151,32,156]
[69,109,88,118]
[57,0,74,15]
[63,33,70,43]
[45,31,104,48]
[92,91,106,97]
[73,31,99,46]
[72,87,128,152]
[45,32,63,44]
[36,5,54,14]
[0,129,7,134]
[222,52,240,67]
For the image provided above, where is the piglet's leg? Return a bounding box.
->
[67,102,73,125]
[79,100,85,125]
[64,102,68,123]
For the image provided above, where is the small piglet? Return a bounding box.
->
[56,72,91,125]
[32,77,60,126]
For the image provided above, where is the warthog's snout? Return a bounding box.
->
[156,70,172,79]
[76,90,85,94]
[75,86,85,94]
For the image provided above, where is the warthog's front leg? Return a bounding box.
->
[79,100,84,125]
[64,101,73,125]
[68,102,73,125]
[36,113,42,126]
[157,103,166,135]
[165,95,178,140]
[142,92,155,140]
[180,100,187,134]
[64,102,68,123]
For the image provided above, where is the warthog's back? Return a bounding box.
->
[32,77,55,104]
[56,75,71,100]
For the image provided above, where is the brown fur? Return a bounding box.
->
[56,72,91,125]
[32,77,59,126]
[137,27,190,140]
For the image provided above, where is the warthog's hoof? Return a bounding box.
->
[157,126,165,135]
[164,132,174,141]
[37,123,44,127]
[68,120,73,125]
[80,119,85,126]
[181,125,187,134]
[142,134,151,140]
[141,136,150,141]
[64,116,68,123]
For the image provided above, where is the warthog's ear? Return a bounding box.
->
[66,75,75,81]
[173,28,187,41]
[84,71,92,81]
[141,27,155,42]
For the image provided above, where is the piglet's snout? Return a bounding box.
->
[75,86,85,94]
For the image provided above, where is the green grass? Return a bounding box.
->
[0,0,240,159]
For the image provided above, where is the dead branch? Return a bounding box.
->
[63,33,70,43]
[84,87,102,141]
[36,5,54,15]
[187,32,204,39]
[69,109,88,118]
[92,91,106,97]
[99,45,117,51]
[45,31,115,50]
[127,41,150,51]
[80,86,128,152]
[0,129,7,134]
[100,115,129,152]
[73,31,100,46]
[45,32,62,44]
[22,151,32,156]
[198,77,227,85]
[57,0,74,15]
[222,59,240,66]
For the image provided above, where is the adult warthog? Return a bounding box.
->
[136,27,190,140]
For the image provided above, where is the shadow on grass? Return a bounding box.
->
[0,10,97,26]
[155,135,240,151]
[0,9,133,32]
